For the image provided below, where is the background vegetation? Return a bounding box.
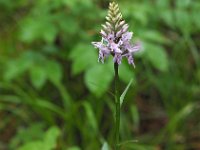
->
[0,0,200,149]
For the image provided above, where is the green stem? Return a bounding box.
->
[114,62,120,150]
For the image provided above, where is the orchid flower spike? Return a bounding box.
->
[92,2,141,66]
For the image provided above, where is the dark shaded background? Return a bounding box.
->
[0,0,200,149]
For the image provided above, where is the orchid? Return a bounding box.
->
[91,2,141,149]
[92,2,141,66]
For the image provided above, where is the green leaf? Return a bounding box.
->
[18,141,43,150]
[159,10,174,28]
[119,63,135,84]
[4,55,33,81]
[42,23,57,43]
[192,10,200,30]
[29,65,47,89]
[144,42,169,71]
[57,16,79,34]
[20,17,57,43]
[174,10,191,34]
[123,143,155,150]
[83,102,98,134]
[141,30,170,44]
[45,60,63,85]
[120,79,133,107]
[84,62,113,97]
[69,43,97,75]
[130,105,140,129]
[67,147,81,150]
[101,142,109,150]
[10,123,45,149]
[176,0,191,8]
[17,126,60,150]
[63,0,92,9]
[156,0,170,8]
[167,103,196,133]
[35,99,65,118]
[43,126,60,150]
[19,18,40,43]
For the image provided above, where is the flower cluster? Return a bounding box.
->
[92,2,141,66]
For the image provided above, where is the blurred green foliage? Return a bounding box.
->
[0,0,200,149]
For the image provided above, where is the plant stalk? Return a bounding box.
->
[114,62,120,150]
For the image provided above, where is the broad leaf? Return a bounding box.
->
[43,126,60,150]
[69,43,97,75]
[45,60,63,85]
[144,42,169,71]
[84,62,113,97]
[29,65,47,89]
[119,63,135,84]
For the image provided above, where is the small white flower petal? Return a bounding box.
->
[128,42,141,53]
